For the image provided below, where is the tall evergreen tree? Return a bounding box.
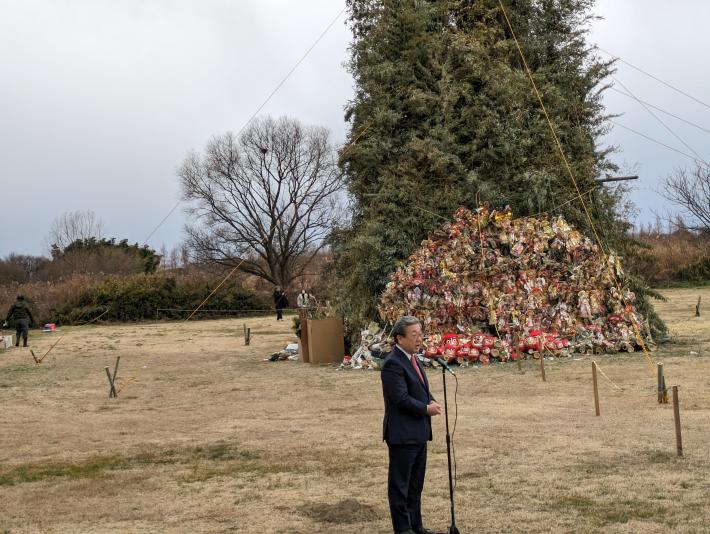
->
[330,0,663,336]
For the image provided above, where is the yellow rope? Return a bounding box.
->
[497,1,656,375]
[30,307,111,363]
[185,262,245,322]
[37,335,64,363]
[497,1,604,252]
[75,308,110,326]
[476,193,486,270]
[594,361,623,390]
[116,377,136,394]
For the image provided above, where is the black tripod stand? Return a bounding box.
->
[441,366,460,534]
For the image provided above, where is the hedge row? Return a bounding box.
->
[52,273,268,324]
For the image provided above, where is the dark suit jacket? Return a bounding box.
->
[381,346,435,445]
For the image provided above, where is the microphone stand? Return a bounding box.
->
[441,366,460,534]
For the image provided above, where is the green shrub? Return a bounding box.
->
[673,257,710,284]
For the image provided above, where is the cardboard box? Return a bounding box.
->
[305,317,344,364]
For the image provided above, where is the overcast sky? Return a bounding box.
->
[1,0,708,258]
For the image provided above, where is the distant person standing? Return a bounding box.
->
[272,286,288,321]
[297,289,310,309]
[296,288,312,322]
[4,295,35,347]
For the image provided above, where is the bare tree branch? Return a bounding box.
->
[662,165,710,232]
[46,210,105,252]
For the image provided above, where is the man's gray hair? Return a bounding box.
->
[391,315,421,343]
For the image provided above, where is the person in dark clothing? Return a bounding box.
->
[381,316,441,534]
[4,295,35,347]
[272,287,289,321]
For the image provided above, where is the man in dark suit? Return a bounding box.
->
[381,316,441,534]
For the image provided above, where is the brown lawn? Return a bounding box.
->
[0,288,709,533]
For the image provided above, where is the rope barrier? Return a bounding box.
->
[184,262,247,322]
[37,335,64,363]
[116,377,136,394]
[74,308,110,326]
[158,307,293,314]
[593,361,622,390]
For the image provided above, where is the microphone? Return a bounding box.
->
[433,356,456,376]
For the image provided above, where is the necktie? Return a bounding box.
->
[411,355,425,384]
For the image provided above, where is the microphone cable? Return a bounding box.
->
[451,373,459,490]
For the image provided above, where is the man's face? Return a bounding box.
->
[398,323,423,355]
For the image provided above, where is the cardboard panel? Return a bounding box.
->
[299,317,310,363]
[306,318,344,364]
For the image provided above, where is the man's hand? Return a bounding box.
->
[426,401,442,416]
[2,321,7,327]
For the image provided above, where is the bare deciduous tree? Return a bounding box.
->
[179,116,343,288]
[47,210,105,252]
[662,165,710,232]
[158,243,189,271]
[0,254,48,284]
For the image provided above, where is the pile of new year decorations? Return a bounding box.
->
[376,205,650,365]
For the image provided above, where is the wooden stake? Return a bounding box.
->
[517,359,523,374]
[539,351,546,382]
[696,296,701,317]
[672,385,683,457]
[592,361,600,416]
[657,363,668,404]
[105,366,117,398]
[243,324,251,346]
[30,349,39,364]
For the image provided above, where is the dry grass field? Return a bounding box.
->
[1,287,709,533]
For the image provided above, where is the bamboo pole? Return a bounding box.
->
[243,324,251,346]
[672,386,683,457]
[112,356,120,386]
[657,363,668,404]
[592,361,600,416]
[104,366,117,398]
